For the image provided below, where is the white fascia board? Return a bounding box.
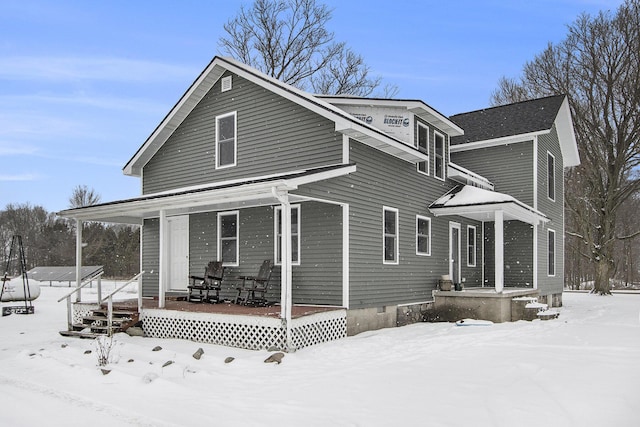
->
[60,164,356,224]
[447,162,494,190]
[449,130,549,153]
[430,202,548,226]
[336,121,429,163]
[555,97,580,167]
[318,96,464,137]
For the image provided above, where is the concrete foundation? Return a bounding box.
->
[346,306,397,336]
[432,287,540,323]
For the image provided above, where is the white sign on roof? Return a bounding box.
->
[340,105,414,145]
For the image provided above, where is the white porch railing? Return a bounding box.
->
[57,271,144,334]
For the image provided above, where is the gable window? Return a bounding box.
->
[467,225,476,267]
[434,131,445,180]
[416,215,431,256]
[275,205,300,265]
[383,207,399,264]
[547,152,556,201]
[216,112,237,168]
[218,211,239,266]
[548,229,556,276]
[417,123,429,175]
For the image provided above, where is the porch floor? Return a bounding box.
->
[109,298,343,319]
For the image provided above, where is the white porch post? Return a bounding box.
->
[494,210,504,293]
[158,209,167,308]
[75,219,83,302]
[279,196,293,349]
[342,203,350,309]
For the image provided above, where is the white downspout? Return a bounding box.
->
[272,187,292,350]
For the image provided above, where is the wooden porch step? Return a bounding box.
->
[92,308,137,317]
[59,330,103,339]
[81,316,131,326]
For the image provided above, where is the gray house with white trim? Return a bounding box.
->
[58,57,578,346]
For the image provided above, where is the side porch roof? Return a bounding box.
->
[429,185,548,225]
[57,164,356,224]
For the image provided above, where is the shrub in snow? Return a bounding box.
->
[95,336,114,367]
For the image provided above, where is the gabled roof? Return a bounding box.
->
[429,185,548,225]
[449,95,580,167]
[123,56,430,177]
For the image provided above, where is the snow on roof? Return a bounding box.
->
[429,185,548,225]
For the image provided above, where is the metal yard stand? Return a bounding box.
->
[1,235,35,316]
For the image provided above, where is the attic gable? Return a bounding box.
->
[123,56,430,177]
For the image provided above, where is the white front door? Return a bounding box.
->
[167,215,189,291]
[449,222,461,284]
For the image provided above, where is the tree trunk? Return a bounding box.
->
[592,257,613,295]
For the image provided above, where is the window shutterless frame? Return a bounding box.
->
[218,211,239,266]
[216,111,237,169]
[467,225,476,267]
[547,151,556,202]
[416,215,431,256]
[416,122,429,176]
[275,205,300,266]
[383,206,399,264]
[548,229,556,276]
[434,131,445,181]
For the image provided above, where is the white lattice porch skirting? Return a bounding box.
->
[140,308,347,351]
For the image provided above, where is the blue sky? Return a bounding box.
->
[0,0,623,213]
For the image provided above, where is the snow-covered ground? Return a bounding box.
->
[0,283,638,427]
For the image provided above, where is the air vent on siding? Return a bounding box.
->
[221,76,232,92]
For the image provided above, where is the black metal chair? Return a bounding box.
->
[188,261,224,303]
[234,260,274,306]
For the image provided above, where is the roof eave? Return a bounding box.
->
[555,97,580,167]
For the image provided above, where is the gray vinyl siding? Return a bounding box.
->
[450,141,535,206]
[536,127,564,296]
[142,71,343,194]
[141,218,159,297]
[141,204,343,304]
[483,221,534,288]
[295,137,483,309]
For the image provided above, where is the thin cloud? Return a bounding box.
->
[0,93,168,115]
[0,56,197,83]
[0,173,40,182]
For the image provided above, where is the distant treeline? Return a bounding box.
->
[1,203,139,279]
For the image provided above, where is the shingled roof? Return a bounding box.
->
[449,94,566,145]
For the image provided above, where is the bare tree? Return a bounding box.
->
[491,0,640,294]
[219,0,387,96]
[68,185,101,209]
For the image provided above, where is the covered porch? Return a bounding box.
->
[429,185,549,322]
[57,164,355,350]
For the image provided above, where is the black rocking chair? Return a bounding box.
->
[188,261,224,303]
[234,260,274,306]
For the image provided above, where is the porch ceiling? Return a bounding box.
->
[429,185,548,225]
[57,164,356,224]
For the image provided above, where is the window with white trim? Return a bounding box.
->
[417,123,429,175]
[275,205,300,265]
[218,211,239,266]
[216,112,237,168]
[548,229,556,276]
[467,225,476,267]
[383,207,399,264]
[416,215,431,256]
[547,152,555,201]
[434,131,445,180]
